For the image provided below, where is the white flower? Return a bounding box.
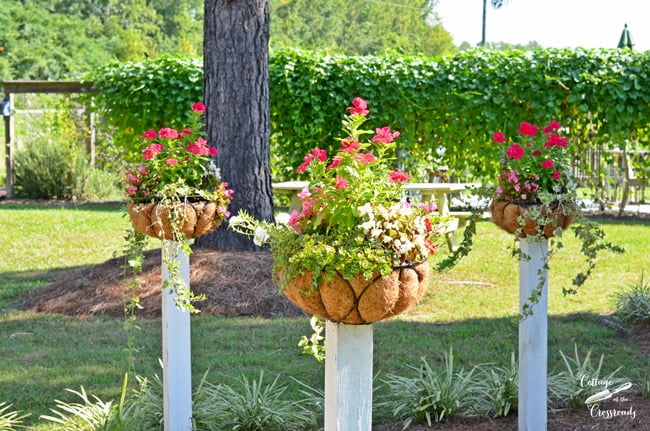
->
[229,215,243,226]
[370,227,383,238]
[358,202,374,218]
[253,226,269,246]
[398,240,414,255]
[360,220,376,232]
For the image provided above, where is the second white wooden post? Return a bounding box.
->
[518,239,548,431]
[162,241,193,431]
[324,321,373,431]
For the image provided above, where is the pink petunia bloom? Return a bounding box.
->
[166,158,179,166]
[492,131,507,143]
[140,129,157,139]
[388,169,411,183]
[340,137,360,154]
[347,97,369,115]
[354,152,376,163]
[209,147,218,157]
[544,133,569,148]
[216,206,230,217]
[520,194,527,200]
[372,126,400,144]
[496,186,504,196]
[126,185,138,195]
[301,199,317,216]
[297,186,311,200]
[137,164,149,175]
[334,175,349,189]
[543,120,561,134]
[327,157,344,171]
[506,171,519,183]
[518,122,539,137]
[159,128,179,139]
[552,170,562,180]
[506,143,525,160]
[192,102,206,114]
[540,159,555,169]
[125,172,139,183]
[180,128,192,135]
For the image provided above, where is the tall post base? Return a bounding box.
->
[162,241,193,431]
[518,239,548,431]
[324,322,373,431]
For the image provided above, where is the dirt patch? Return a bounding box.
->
[23,249,305,318]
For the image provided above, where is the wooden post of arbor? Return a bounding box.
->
[324,322,373,431]
[518,239,548,431]
[161,241,193,431]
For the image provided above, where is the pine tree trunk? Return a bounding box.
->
[196,0,273,251]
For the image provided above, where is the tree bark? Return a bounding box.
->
[196,0,274,250]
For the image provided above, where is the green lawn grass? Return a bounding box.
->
[0,202,648,428]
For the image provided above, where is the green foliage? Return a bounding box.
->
[614,273,650,324]
[297,315,326,362]
[381,348,481,427]
[0,402,28,430]
[473,353,518,418]
[270,0,455,57]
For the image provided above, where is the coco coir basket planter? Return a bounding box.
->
[489,199,578,238]
[281,261,430,324]
[127,199,223,240]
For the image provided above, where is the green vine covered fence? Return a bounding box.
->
[90,48,650,182]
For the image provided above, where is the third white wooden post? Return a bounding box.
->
[324,321,373,431]
[518,239,548,431]
[162,241,193,431]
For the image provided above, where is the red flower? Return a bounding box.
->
[543,120,561,134]
[354,152,376,163]
[192,102,206,114]
[552,170,562,180]
[159,128,179,139]
[544,133,568,148]
[532,149,542,156]
[518,122,539,137]
[312,148,327,161]
[372,126,400,144]
[340,137,360,154]
[334,175,349,189]
[424,218,433,233]
[424,239,437,254]
[142,143,163,160]
[209,147,218,157]
[506,143,525,160]
[388,169,410,183]
[327,157,344,171]
[296,154,315,173]
[140,129,157,139]
[166,158,179,166]
[347,97,369,115]
[492,131,507,143]
[540,159,555,169]
[180,128,192,135]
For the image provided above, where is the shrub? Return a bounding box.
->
[614,273,650,324]
[381,348,481,428]
[473,353,518,418]
[0,402,28,430]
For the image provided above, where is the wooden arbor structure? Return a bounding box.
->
[2,80,95,198]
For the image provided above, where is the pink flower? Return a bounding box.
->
[520,194,527,200]
[532,149,542,156]
[334,175,349,189]
[543,120,561,134]
[142,143,163,160]
[506,171,519,183]
[297,186,311,200]
[552,170,562,180]
[492,131,507,143]
[354,152,376,163]
[372,126,400,144]
[296,154,315,174]
[496,186,504,196]
[159,128,179,139]
[166,158,179,166]
[192,102,206,114]
[506,143,525,160]
[137,164,149,175]
[180,128,192,135]
[125,172,139,183]
[540,159,555,169]
[209,147,218,157]
[347,97,369,115]
[544,133,568,148]
[287,210,301,231]
[340,137,360,154]
[217,206,230,217]
[388,169,411,183]
[126,185,138,195]
[312,148,327,161]
[518,122,539,137]
[327,157,343,171]
[302,199,316,216]
[140,129,157,139]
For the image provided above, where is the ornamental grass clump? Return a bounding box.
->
[231,97,450,323]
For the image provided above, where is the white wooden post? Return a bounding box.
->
[324,322,373,431]
[161,241,193,431]
[518,239,548,431]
